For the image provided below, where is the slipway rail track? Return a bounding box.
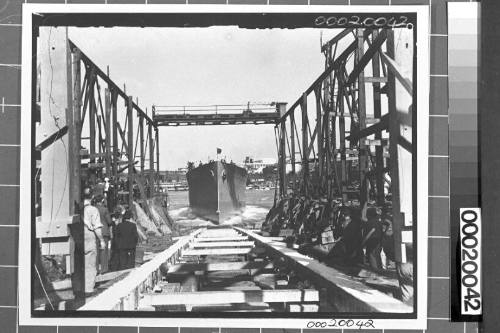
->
[80,226,411,313]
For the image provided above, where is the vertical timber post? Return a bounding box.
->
[325,44,335,200]
[372,30,385,206]
[280,120,287,197]
[139,114,145,173]
[301,93,308,196]
[127,96,134,208]
[69,49,82,213]
[338,74,347,203]
[104,89,111,178]
[97,115,102,158]
[315,87,323,189]
[324,90,331,199]
[149,122,155,188]
[155,128,160,187]
[356,28,368,205]
[386,30,403,264]
[330,69,337,199]
[290,112,296,189]
[89,69,96,165]
[111,91,118,180]
[69,47,82,292]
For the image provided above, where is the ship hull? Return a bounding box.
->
[186,161,247,223]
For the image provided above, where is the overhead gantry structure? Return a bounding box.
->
[153,103,283,126]
[274,27,414,265]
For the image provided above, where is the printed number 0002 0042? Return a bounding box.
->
[314,15,413,29]
[306,319,375,329]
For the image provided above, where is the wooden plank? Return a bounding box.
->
[345,114,389,142]
[79,228,205,311]
[141,289,319,307]
[364,77,388,83]
[234,227,413,313]
[190,302,271,312]
[197,233,242,239]
[35,126,69,151]
[165,261,274,274]
[199,230,241,236]
[182,248,252,256]
[96,269,133,283]
[195,236,249,242]
[199,229,240,235]
[225,309,273,312]
[191,241,254,249]
[154,282,181,293]
[287,303,320,312]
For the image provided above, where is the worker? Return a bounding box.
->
[115,210,139,270]
[109,204,125,271]
[381,213,413,303]
[82,191,105,295]
[94,178,105,197]
[327,210,363,265]
[94,195,112,274]
[341,211,364,264]
[381,213,395,269]
[362,205,383,270]
[104,177,110,197]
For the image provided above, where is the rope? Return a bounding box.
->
[34,263,55,311]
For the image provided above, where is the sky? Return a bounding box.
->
[67,26,345,170]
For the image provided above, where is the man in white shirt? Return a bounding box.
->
[82,191,105,295]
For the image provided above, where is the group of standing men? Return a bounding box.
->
[332,202,413,302]
[80,188,139,296]
[333,202,396,270]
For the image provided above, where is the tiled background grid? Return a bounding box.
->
[0,0,480,332]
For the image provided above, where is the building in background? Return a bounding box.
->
[243,156,277,174]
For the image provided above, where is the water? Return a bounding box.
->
[167,189,275,232]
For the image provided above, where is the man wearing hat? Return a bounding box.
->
[115,210,139,270]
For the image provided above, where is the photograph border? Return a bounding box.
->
[19,3,429,329]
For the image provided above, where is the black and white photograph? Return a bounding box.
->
[19,4,429,328]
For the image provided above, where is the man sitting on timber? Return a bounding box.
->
[82,191,105,296]
[115,210,139,270]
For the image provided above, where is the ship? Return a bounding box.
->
[186,160,247,223]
